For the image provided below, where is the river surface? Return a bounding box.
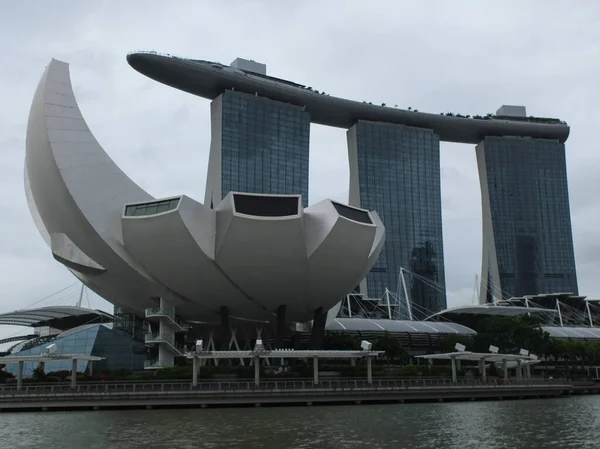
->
[2,395,599,448]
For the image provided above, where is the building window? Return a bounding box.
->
[124,198,181,217]
[233,194,299,217]
[332,202,372,224]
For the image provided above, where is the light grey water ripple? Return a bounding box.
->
[1,395,599,449]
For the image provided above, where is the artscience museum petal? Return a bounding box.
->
[25,59,385,340]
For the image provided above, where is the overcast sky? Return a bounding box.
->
[0,1,598,343]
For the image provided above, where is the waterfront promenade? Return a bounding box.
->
[0,378,587,412]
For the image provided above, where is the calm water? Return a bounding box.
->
[2,395,599,448]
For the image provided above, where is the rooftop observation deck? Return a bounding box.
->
[127,51,569,144]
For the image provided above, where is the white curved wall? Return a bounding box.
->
[25,59,175,314]
[305,200,380,311]
[215,194,310,319]
[25,59,386,324]
[121,196,267,321]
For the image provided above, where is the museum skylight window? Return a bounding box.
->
[124,198,180,217]
[233,194,299,217]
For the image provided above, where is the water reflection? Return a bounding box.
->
[2,395,600,449]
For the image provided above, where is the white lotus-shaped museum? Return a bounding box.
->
[24,59,385,325]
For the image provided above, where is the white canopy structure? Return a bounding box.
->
[426,304,556,321]
[416,351,540,383]
[187,349,383,387]
[0,354,104,390]
[327,318,475,335]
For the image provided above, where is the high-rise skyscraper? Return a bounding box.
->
[127,52,576,314]
[204,89,310,208]
[348,121,446,318]
[477,135,578,302]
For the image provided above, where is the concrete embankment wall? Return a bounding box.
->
[0,384,575,413]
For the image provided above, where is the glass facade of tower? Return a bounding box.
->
[350,122,446,319]
[220,90,310,207]
[478,136,578,299]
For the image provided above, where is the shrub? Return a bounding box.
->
[0,370,14,383]
[395,365,422,377]
[103,369,134,380]
[32,363,45,380]
[45,370,71,380]
[154,366,192,380]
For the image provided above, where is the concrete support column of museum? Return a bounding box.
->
[88,361,93,377]
[516,360,523,382]
[71,359,77,389]
[157,297,176,367]
[450,356,457,383]
[192,357,198,387]
[275,305,286,349]
[502,360,508,381]
[367,356,373,385]
[313,356,319,385]
[17,360,24,391]
[310,307,326,350]
[254,356,260,386]
[479,358,487,382]
[220,306,230,350]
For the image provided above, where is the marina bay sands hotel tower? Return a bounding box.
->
[128,53,577,317]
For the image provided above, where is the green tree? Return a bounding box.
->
[469,316,551,356]
[438,335,474,353]
[323,333,360,350]
[373,331,408,365]
[32,363,45,380]
[0,365,13,383]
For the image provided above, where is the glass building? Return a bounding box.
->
[347,121,446,319]
[477,136,578,301]
[205,90,310,208]
[113,306,147,342]
[3,324,147,378]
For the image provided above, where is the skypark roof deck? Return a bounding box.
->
[127,51,570,144]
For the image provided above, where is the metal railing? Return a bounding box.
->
[0,377,572,396]
[145,333,174,345]
[144,359,172,369]
[144,334,184,355]
[144,308,187,331]
[145,307,175,320]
